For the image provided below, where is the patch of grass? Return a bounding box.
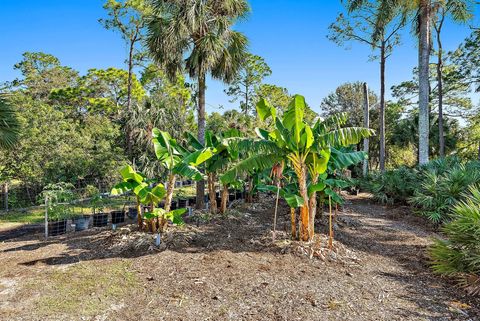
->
[0,208,45,224]
[29,260,139,317]
[174,185,196,199]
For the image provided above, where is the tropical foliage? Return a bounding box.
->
[429,186,480,296]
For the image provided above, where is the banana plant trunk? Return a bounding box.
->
[136,196,142,230]
[220,184,228,214]
[290,207,296,239]
[207,172,217,214]
[308,175,319,241]
[164,173,176,212]
[246,176,253,203]
[297,162,310,242]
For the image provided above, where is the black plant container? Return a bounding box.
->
[170,201,178,210]
[127,207,138,219]
[235,191,244,199]
[229,194,235,202]
[188,197,196,206]
[178,199,187,208]
[73,215,90,231]
[111,210,125,224]
[48,219,67,236]
[93,212,108,227]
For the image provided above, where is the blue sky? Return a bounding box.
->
[0,0,478,114]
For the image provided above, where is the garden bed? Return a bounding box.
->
[0,194,479,320]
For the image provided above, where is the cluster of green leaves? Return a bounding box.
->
[360,166,418,205]
[41,182,76,221]
[410,158,480,224]
[429,186,480,296]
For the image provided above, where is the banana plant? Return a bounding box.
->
[152,128,213,212]
[185,129,242,214]
[222,94,374,242]
[111,165,166,230]
[144,207,186,246]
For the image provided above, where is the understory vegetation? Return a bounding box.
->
[0,0,480,307]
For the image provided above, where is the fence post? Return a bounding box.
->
[2,182,8,212]
[44,196,48,239]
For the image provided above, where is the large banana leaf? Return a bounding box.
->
[221,153,282,184]
[318,127,374,147]
[282,94,305,144]
[119,165,144,184]
[256,98,276,122]
[330,147,368,170]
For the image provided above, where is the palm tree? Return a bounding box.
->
[0,94,20,149]
[145,0,249,208]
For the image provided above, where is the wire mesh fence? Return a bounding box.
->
[0,179,206,239]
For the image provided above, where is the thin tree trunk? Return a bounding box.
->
[245,81,249,116]
[196,73,206,209]
[126,38,135,161]
[379,43,386,172]
[435,13,445,157]
[220,184,228,214]
[418,0,431,165]
[207,172,217,214]
[363,82,370,176]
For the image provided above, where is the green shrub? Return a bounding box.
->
[410,159,480,224]
[360,166,417,204]
[429,186,480,296]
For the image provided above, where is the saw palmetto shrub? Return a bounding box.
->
[429,186,480,296]
[410,159,480,224]
[360,166,418,205]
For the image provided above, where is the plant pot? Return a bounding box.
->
[170,201,177,210]
[235,191,244,199]
[111,210,125,224]
[92,212,108,227]
[73,215,90,231]
[188,197,196,206]
[48,219,67,236]
[127,207,138,219]
[178,199,187,208]
[229,194,235,202]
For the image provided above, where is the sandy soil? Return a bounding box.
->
[0,193,478,321]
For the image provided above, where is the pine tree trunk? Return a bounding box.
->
[207,172,217,214]
[418,0,431,165]
[379,43,386,172]
[435,16,445,157]
[220,184,228,214]
[196,73,206,209]
[363,82,370,176]
[126,38,135,161]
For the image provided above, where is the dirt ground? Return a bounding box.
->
[0,193,479,321]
